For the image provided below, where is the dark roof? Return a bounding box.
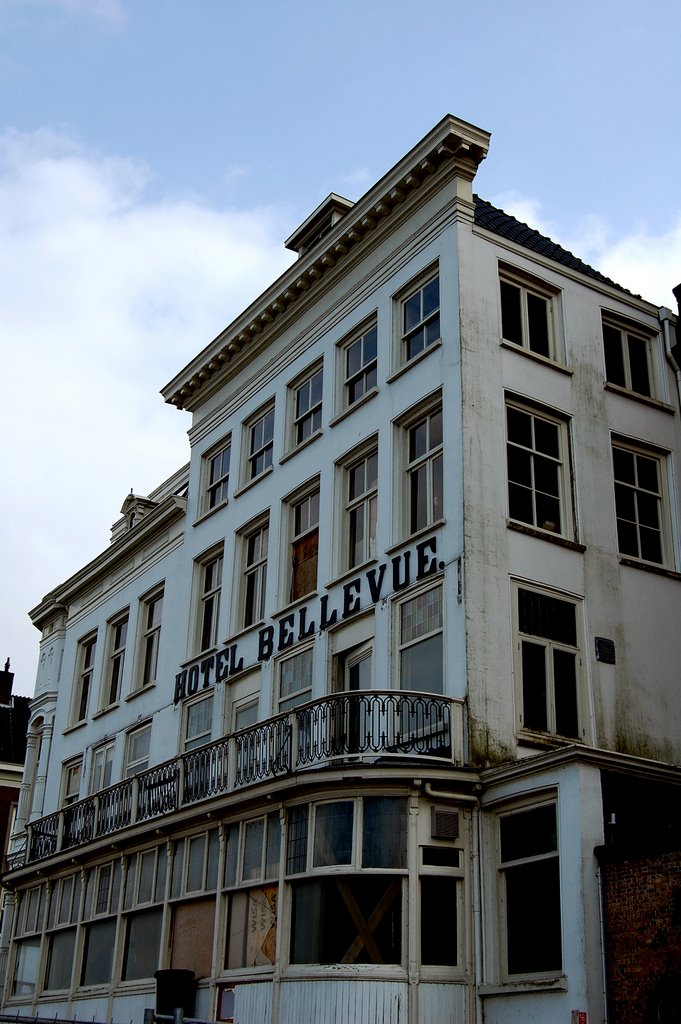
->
[474,195,635,297]
[0,696,30,764]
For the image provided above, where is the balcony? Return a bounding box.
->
[15,690,464,868]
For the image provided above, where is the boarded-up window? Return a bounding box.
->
[170,899,216,977]
[225,886,277,970]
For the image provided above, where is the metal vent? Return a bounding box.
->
[431,807,460,840]
[595,637,616,664]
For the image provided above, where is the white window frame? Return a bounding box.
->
[184,693,214,752]
[340,441,378,572]
[202,435,231,513]
[340,320,378,409]
[397,267,440,364]
[195,547,224,654]
[61,757,83,807]
[135,584,164,691]
[276,644,313,714]
[612,438,670,567]
[512,581,585,741]
[395,581,444,694]
[289,361,323,449]
[397,398,443,539]
[602,314,654,398]
[72,632,97,725]
[102,611,129,709]
[91,740,115,792]
[245,402,275,483]
[499,265,561,361]
[125,722,151,777]
[505,397,574,539]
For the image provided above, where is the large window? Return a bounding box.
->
[398,584,443,694]
[204,437,231,511]
[197,549,223,652]
[91,740,115,792]
[612,441,666,565]
[287,797,407,965]
[80,860,121,986]
[136,585,163,690]
[278,646,313,713]
[247,404,275,481]
[292,363,323,446]
[184,694,214,751]
[125,722,151,777]
[342,322,377,407]
[506,400,571,537]
[224,814,281,971]
[61,757,83,806]
[72,633,97,724]
[243,521,269,628]
[44,873,80,991]
[602,316,653,397]
[103,612,128,708]
[405,405,443,534]
[122,846,166,980]
[499,268,558,359]
[344,446,378,570]
[499,802,562,976]
[289,486,319,601]
[514,584,581,738]
[401,272,440,362]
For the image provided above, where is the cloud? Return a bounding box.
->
[0,0,127,27]
[0,128,295,694]
[490,189,681,308]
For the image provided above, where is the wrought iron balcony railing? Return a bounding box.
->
[15,690,464,868]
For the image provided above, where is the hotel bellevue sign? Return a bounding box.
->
[173,535,442,704]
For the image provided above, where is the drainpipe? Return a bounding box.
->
[660,284,681,410]
[423,785,482,1024]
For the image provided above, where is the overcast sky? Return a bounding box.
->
[1,0,680,695]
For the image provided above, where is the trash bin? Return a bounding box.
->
[154,969,196,1017]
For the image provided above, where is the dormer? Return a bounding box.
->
[111,491,158,541]
[285,193,355,258]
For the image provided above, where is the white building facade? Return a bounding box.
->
[2,115,680,1024]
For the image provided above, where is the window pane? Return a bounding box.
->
[13,938,40,995]
[81,919,116,985]
[242,819,265,881]
[500,805,557,862]
[501,281,522,345]
[187,834,205,891]
[505,857,561,974]
[45,928,76,990]
[554,649,578,737]
[362,797,407,868]
[401,634,443,693]
[421,876,458,965]
[603,324,625,385]
[226,887,277,969]
[527,292,550,356]
[287,805,308,874]
[313,802,353,866]
[521,640,548,731]
[266,812,281,879]
[123,908,162,980]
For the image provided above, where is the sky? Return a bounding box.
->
[1,0,680,696]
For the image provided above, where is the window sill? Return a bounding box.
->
[500,339,573,375]
[517,730,581,750]
[232,464,273,499]
[385,519,445,556]
[273,591,319,619]
[92,703,120,720]
[125,684,156,703]
[507,520,586,552]
[280,429,323,465]
[224,621,266,646]
[619,557,681,581]
[193,500,228,527]
[479,975,567,997]
[604,381,675,413]
[386,338,441,385]
[63,720,87,735]
[179,646,219,670]
[326,558,379,590]
[329,387,379,428]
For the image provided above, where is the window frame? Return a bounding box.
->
[286,482,320,603]
[289,361,323,450]
[397,397,444,540]
[512,581,584,741]
[499,265,561,362]
[276,643,314,715]
[398,268,441,365]
[602,313,655,398]
[125,722,152,777]
[395,581,444,695]
[240,517,269,629]
[245,402,275,484]
[102,610,129,710]
[340,320,378,410]
[611,438,670,567]
[202,435,232,514]
[91,740,115,793]
[505,397,574,540]
[135,584,164,691]
[340,440,378,572]
[72,632,97,725]
[184,692,214,752]
[195,547,224,654]
[61,757,83,807]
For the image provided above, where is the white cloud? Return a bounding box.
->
[490,189,681,308]
[0,128,295,694]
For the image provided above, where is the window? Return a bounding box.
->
[292,364,323,445]
[506,401,570,536]
[137,586,163,689]
[103,612,128,707]
[500,268,557,359]
[602,316,653,396]
[184,694,214,751]
[80,860,121,986]
[197,549,223,652]
[287,798,407,966]
[243,521,268,628]
[247,404,275,481]
[405,406,443,534]
[12,938,41,995]
[122,908,163,980]
[401,272,440,361]
[289,486,319,601]
[62,758,82,806]
[398,584,443,694]
[278,646,313,713]
[44,873,80,991]
[499,802,561,976]
[125,723,151,777]
[121,847,166,980]
[223,814,281,970]
[343,322,377,406]
[514,585,581,738]
[91,741,115,792]
[612,442,666,565]
[345,446,378,570]
[205,438,231,511]
[73,633,97,723]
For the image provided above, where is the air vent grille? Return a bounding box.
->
[431,807,460,840]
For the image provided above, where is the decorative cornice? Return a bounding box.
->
[162,115,490,412]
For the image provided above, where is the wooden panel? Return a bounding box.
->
[170,898,215,977]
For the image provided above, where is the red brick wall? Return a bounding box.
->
[0,784,18,861]
[600,850,681,1024]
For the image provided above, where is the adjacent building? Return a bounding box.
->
[2,114,680,1024]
